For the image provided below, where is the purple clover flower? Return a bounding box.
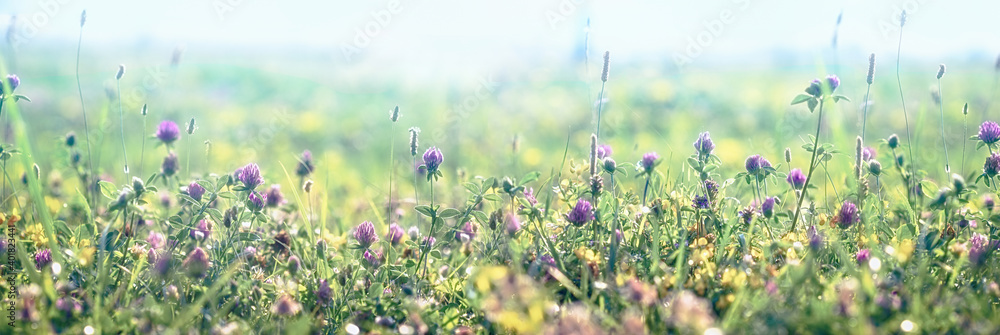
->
[422,147,443,174]
[155,120,180,144]
[761,197,776,218]
[183,247,211,278]
[985,153,1000,177]
[693,132,715,157]
[639,152,659,174]
[968,233,990,267]
[190,219,212,240]
[387,223,405,245]
[247,191,266,212]
[807,225,824,251]
[837,201,860,228]
[856,249,870,265]
[566,199,594,226]
[295,150,314,177]
[363,249,383,269]
[147,231,166,249]
[745,154,771,176]
[161,152,179,177]
[506,214,521,236]
[787,168,806,189]
[353,221,378,248]
[265,184,285,207]
[979,121,1000,145]
[596,144,613,160]
[316,279,333,305]
[862,147,877,161]
[2,74,19,94]
[187,181,205,202]
[455,221,477,242]
[34,249,52,270]
[238,163,264,190]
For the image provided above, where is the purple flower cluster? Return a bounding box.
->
[161,152,179,177]
[2,74,19,94]
[856,249,871,265]
[247,191,266,212]
[187,181,206,202]
[183,247,211,278]
[979,121,1000,145]
[837,201,860,228]
[787,168,806,189]
[985,153,1000,177]
[363,249,383,269]
[693,132,715,157]
[968,233,990,267]
[423,147,444,174]
[155,121,180,144]
[34,249,52,270]
[238,163,265,190]
[804,75,840,97]
[596,144,613,160]
[455,221,478,242]
[639,152,659,173]
[265,184,285,207]
[807,225,823,251]
[387,223,405,245]
[761,197,776,218]
[566,199,594,226]
[295,150,314,177]
[190,219,213,240]
[692,195,710,209]
[353,221,379,248]
[745,154,771,176]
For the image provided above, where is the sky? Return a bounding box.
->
[1,0,998,76]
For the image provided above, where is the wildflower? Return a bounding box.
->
[738,206,755,226]
[246,191,266,212]
[65,132,76,147]
[887,134,899,149]
[55,297,82,317]
[524,187,538,206]
[596,144,612,159]
[146,231,166,249]
[408,226,420,241]
[161,152,179,176]
[836,201,860,228]
[979,121,1000,145]
[693,132,715,157]
[704,180,719,199]
[745,154,771,177]
[786,168,806,189]
[408,127,420,156]
[238,163,265,190]
[693,195,710,209]
[566,199,594,226]
[624,278,658,307]
[363,249,383,269]
[295,150,314,177]
[639,152,659,174]
[985,153,1000,177]
[422,147,444,174]
[968,233,990,266]
[506,214,521,236]
[867,53,876,84]
[761,197,777,218]
[187,181,206,202]
[422,236,436,248]
[190,219,212,240]
[862,147,877,161]
[34,249,52,270]
[265,184,284,207]
[856,249,870,265]
[316,279,333,305]
[985,195,996,212]
[183,247,211,278]
[155,120,180,144]
[353,221,378,248]
[271,294,302,317]
[807,225,823,251]
[387,223,405,245]
[868,160,882,176]
[455,221,477,242]
[1,74,19,94]
[602,157,617,174]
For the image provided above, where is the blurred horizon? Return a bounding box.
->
[2,0,999,80]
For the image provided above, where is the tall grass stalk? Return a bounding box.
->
[139,104,147,178]
[961,103,969,176]
[596,51,609,140]
[76,10,96,208]
[116,65,130,181]
[937,64,950,174]
[896,11,917,202]
[789,99,824,233]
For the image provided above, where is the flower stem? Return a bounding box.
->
[76,24,96,209]
[788,99,825,234]
[938,77,950,175]
[117,79,130,181]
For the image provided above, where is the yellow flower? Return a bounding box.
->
[897,239,915,264]
[23,223,49,248]
[78,246,96,267]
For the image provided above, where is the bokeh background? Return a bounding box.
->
[1,0,998,213]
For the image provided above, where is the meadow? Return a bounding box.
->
[2,11,1000,335]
